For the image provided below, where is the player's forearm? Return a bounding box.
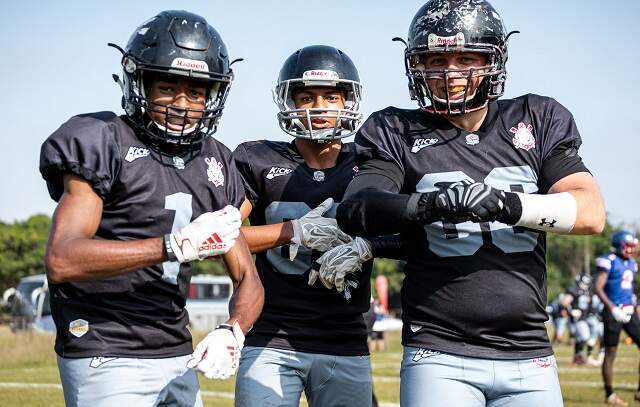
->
[563,188,605,235]
[222,237,264,333]
[542,172,605,235]
[45,237,166,283]
[227,270,264,333]
[241,223,294,254]
[594,281,615,310]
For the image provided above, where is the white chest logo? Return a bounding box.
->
[510,122,535,151]
[411,138,439,153]
[266,166,293,180]
[125,146,150,162]
[205,157,224,187]
[465,134,480,145]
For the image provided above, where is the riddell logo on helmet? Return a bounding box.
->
[171,58,209,72]
[427,33,465,49]
[302,70,340,81]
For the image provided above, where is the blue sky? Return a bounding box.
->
[1,0,639,226]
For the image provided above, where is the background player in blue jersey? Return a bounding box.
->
[594,231,640,406]
[329,0,606,406]
[232,45,375,407]
[39,11,263,406]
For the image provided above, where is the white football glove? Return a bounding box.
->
[187,321,245,380]
[169,205,241,263]
[289,198,351,260]
[308,237,372,293]
[611,306,632,323]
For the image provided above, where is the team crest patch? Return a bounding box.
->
[412,348,441,362]
[411,138,439,153]
[69,319,89,338]
[313,170,325,182]
[510,122,536,151]
[125,146,150,162]
[205,157,224,187]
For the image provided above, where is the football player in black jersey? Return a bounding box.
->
[232,45,375,407]
[39,11,263,407]
[330,1,606,406]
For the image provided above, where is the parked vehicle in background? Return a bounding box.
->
[185,275,234,332]
[2,274,54,333]
[2,274,234,334]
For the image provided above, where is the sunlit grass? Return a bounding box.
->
[0,326,638,406]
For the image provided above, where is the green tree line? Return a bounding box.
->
[0,214,632,305]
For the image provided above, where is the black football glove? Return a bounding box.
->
[440,182,506,223]
[404,181,470,225]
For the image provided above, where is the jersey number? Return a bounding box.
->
[162,193,193,284]
[264,201,338,275]
[417,166,539,257]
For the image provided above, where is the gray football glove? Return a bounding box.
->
[308,237,372,294]
[289,198,352,260]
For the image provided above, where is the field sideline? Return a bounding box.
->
[1,326,639,406]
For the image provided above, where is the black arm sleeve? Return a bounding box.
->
[338,159,439,237]
[369,234,406,260]
[338,158,407,237]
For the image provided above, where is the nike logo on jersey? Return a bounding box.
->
[125,146,150,162]
[412,348,441,362]
[266,166,293,180]
[411,138,439,153]
[90,357,118,368]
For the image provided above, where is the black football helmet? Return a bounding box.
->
[274,45,363,141]
[398,0,516,115]
[110,10,233,147]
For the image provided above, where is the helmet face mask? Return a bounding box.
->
[274,46,363,141]
[401,0,513,115]
[406,49,502,115]
[112,10,234,150]
[611,230,638,259]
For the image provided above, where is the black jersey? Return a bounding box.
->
[355,94,587,359]
[233,140,371,356]
[39,112,244,358]
[567,286,593,321]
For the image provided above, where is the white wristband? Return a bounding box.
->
[514,192,577,233]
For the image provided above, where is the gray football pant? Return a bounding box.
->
[57,354,203,407]
[235,346,372,407]
[400,347,563,407]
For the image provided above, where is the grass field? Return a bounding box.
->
[1,326,639,406]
